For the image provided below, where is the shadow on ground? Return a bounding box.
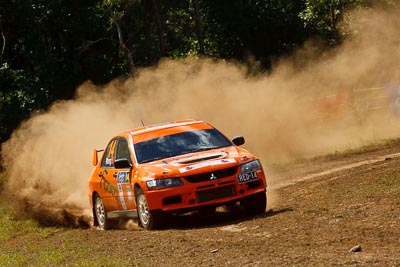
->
[159,205,294,230]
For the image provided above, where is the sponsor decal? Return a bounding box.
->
[179,158,236,173]
[99,172,129,210]
[99,176,119,205]
[117,171,129,184]
[118,184,127,210]
[126,186,133,201]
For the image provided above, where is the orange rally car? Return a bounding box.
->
[88,119,267,230]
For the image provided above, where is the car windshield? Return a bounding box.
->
[134,129,232,164]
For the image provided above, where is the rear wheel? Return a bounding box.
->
[241,192,267,215]
[136,189,162,230]
[94,194,111,230]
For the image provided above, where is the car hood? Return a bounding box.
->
[138,146,254,178]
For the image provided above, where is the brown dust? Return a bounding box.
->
[2,7,400,227]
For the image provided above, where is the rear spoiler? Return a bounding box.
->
[92,149,104,166]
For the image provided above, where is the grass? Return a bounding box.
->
[0,247,142,266]
[0,201,59,240]
[0,202,61,266]
[315,138,399,163]
[365,172,400,199]
[269,137,400,174]
[0,200,146,266]
[0,249,143,266]
[0,199,145,266]
[324,137,400,159]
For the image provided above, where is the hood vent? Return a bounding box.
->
[178,154,222,164]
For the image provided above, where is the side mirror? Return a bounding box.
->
[232,136,245,146]
[114,158,132,169]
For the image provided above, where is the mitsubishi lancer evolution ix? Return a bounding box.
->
[88,120,267,230]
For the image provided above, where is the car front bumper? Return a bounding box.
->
[144,169,267,212]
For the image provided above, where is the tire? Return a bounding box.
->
[241,192,267,215]
[136,189,162,230]
[94,194,111,230]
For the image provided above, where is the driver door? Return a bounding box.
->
[114,137,136,210]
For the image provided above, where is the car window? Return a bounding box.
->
[115,138,132,163]
[101,139,117,168]
[134,129,232,164]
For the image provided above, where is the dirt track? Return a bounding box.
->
[3,140,400,266]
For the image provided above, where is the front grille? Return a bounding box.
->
[196,185,235,203]
[183,166,238,183]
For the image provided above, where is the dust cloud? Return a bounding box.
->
[2,7,400,227]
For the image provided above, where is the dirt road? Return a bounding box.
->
[2,140,400,266]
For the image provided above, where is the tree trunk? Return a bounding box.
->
[142,0,151,51]
[151,0,167,57]
[0,20,5,64]
[106,5,136,74]
[192,0,205,55]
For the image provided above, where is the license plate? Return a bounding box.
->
[237,171,259,184]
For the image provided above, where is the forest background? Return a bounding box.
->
[0,0,397,144]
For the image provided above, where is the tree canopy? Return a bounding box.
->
[0,0,384,143]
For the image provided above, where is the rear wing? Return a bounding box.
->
[92,149,104,166]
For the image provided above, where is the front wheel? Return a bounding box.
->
[94,194,111,230]
[136,189,162,230]
[241,192,267,215]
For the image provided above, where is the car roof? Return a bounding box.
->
[116,119,211,141]
[131,119,202,134]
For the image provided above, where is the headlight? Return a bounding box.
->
[146,178,183,190]
[240,160,261,173]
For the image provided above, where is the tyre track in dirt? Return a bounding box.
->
[269,152,400,191]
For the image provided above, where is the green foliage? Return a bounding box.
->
[0,0,126,142]
[203,0,308,66]
[99,0,133,31]
[0,0,381,143]
[299,0,365,40]
[0,63,45,142]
